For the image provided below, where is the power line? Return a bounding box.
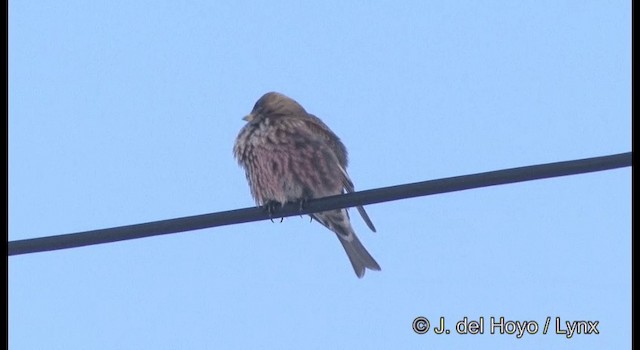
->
[8,152,631,256]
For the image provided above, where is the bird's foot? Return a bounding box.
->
[298,198,308,212]
[264,201,283,223]
[296,198,311,221]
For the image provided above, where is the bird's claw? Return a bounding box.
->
[298,198,307,211]
[264,201,283,223]
[304,200,316,223]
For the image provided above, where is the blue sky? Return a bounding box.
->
[9,1,630,349]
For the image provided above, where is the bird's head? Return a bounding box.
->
[243,92,307,124]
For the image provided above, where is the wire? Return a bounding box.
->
[8,152,631,256]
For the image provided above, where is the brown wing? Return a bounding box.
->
[303,113,348,167]
[337,163,377,232]
[300,112,376,232]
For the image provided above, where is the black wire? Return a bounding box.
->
[8,152,631,256]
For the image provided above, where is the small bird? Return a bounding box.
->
[234,92,380,278]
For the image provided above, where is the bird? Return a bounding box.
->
[233,92,380,278]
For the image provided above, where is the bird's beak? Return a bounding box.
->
[242,113,255,122]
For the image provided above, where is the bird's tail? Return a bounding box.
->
[311,209,380,278]
[337,231,381,278]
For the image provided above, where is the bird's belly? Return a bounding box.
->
[249,148,308,205]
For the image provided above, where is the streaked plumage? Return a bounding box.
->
[233,92,380,277]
